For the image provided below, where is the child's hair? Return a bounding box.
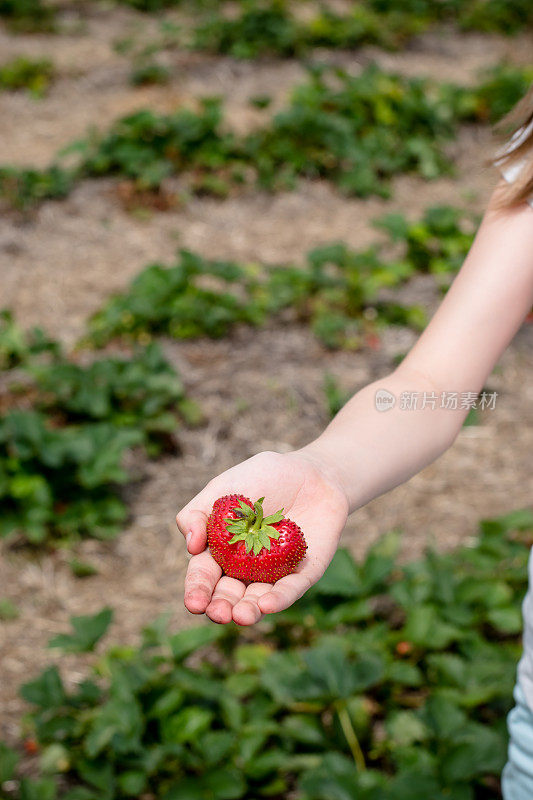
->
[493,85,533,207]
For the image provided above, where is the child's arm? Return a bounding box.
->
[176,184,533,626]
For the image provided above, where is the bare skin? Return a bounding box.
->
[177,183,533,626]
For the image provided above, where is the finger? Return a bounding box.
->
[205,576,246,624]
[184,551,222,614]
[232,583,272,626]
[257,572,313,615]
[176,508,209,555]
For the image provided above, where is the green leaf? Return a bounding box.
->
[161,707,213,744]
[164,768,246,800]
[297,752,365,800]
[441,722,506,782]
[48,607,113,653]
[84,673,143,758]
[20,778,57,800]
[40,744,70,774]
[0,597,19,620]
[313,549,362,598]
[0,741,19,782]
[263,510,284,524]
[169,625,227,660]
[117,770,147,795]
[402,605,460,649]
[20,666,66,708]
[423,694,468,739]
[303,644,384,698]
[386,711,430,747]
[487,605,523,634]
[68,559,99,578]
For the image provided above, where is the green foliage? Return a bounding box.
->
[0,166,75,211]
[0,597,20,620]
[323,374,351,418]
[187,0,533,62]
[89,204,476,350]
[0,410,141,544]
[0,309,59,369]
[374,204,478,284]
[29,342,202,454]
[192,1,306,59]
[87,249,266,345]
[0,56,54,96]
[245,63,462,198]
[48,607,113,652]
[0,0,54,31]
[0,316,200,544]
[368,0,533,33]
[192,0,426,58]
[76,98,241,193]
[6,510,531,799]
[86,242,426,350]
[116,0,181,10]
[458,0,533,33]
[462,63,533,124]
[129,60,171,86]
[68,558,99,578]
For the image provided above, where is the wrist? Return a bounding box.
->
[295,439,352,515]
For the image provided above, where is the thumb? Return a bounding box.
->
[176,508,209,554]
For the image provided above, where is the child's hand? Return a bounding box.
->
[176,449,349,626]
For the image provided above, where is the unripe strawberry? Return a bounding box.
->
[207,495,307,583]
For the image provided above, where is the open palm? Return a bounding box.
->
[176,450,349,626]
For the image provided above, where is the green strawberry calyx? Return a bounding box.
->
[224,497,285,556]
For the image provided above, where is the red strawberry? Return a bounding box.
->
[207,494,307,583]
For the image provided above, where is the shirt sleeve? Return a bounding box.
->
[496,120,533,209]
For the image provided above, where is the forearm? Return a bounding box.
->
[299,366,465,512]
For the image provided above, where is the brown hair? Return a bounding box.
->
[493,85,533,207]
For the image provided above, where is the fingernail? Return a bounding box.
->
[186,531,192,548]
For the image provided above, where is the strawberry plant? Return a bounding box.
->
[0,315,200,543]
[244,63,461,198]
[75,98,243,194]
[0,309,59,369]
[129,60,170,86]
[456,62,533,125]
[374,205,478,283]
[191,0,425,58]
[2,508,531,798]
[27,343,202,456]
[192,0,306,59]
[270,242,426,348]
[0,0,55,31]
[0,411,141,543]
[0,165,75,211]
[368,0,533,32]
[0,56,54,96]
[86,249,265,346]
[85,242,426,350]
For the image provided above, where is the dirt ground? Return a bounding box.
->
[1,5,533,744]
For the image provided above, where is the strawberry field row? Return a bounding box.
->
[1,63,532,210]
[1,0,532,40]
[1,508,531,798]
[86,205,478,349]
